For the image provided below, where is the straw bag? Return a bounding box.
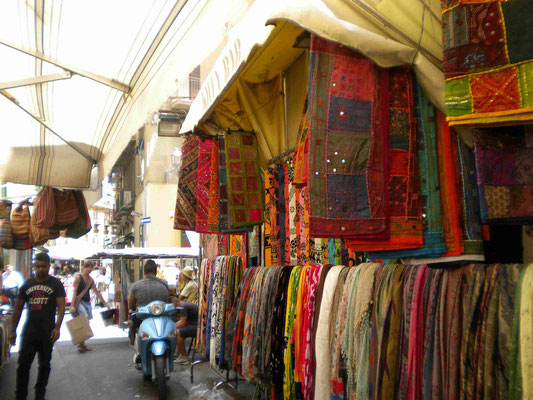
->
[65,191,92,239]
[32,187,56,228]
[53,190,79,228]
[0,201,14,249]
[11,203,30,239]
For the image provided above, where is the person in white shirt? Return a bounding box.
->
[163,262,179,289]
[2,265,24,306]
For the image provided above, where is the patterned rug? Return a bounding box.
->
[442,0,533,125]
[196,139,215,233]
[307,35,390,239]
[173,134,199,231]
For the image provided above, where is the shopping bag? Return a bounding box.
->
[65,191,92,238]
[53,190,79,228]
[11,203,30,239]
[66,314,94,345]
[31,187,56,228]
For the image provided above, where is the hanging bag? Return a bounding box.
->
[65,191,92,239]
[11,202,31,239]
[0,201,14,249]
[31,187,56,228]
[54,190,79,228]
[28,204,49,247]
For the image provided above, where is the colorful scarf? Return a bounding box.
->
[264,168,281,266]
[436,111,464,256]
[307,35,390,239]
[455,132,484,255]
[196,139,215,233]
[285,162,297,265]
[473,126,533,224]
[283,266,302,400]
[173,134,199,230]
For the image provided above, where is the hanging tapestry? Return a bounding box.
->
[173,134,199,231]
[307,35,390,239]
[224,130,264,228]
[264,168,281,266]
[207,139,220,233]
[442,0,533,126]
[293,101,309,187]
[436,111,464,256]
[473,125,533,224]
[455,133,484,255]
[366,81,445,259]
[347,68,423,252]
[196,139,215,233]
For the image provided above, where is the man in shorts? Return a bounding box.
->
[170,296,198,365]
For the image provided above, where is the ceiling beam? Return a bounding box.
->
[0,39,131,93]
[0,89,97,164]
[0,71,72,90]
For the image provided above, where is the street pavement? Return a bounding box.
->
[0,309,256,399]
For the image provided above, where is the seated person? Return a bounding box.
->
[128,259,169,344]
[170,296,198,365]
[178,266,198,304]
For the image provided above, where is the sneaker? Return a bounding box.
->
[174,355,191,365]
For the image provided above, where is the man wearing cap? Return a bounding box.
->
[178,266,198,304]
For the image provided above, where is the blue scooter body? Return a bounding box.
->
[137,301,177,377]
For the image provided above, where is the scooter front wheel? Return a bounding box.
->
[154,355,167,400]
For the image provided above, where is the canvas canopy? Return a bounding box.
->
[180,0,444,165]
[0,0,256,188]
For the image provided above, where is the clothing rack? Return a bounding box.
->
[266,146,295,166]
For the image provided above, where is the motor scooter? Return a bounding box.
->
[132,300,177,400]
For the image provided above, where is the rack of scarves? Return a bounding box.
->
[198,262,533,400]
[196,255,244,370]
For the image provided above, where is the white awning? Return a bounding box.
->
[88,246,200,259]
[180,0,444,136]
[0,0,256,188]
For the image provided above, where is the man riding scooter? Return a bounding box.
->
[128,260,169,362]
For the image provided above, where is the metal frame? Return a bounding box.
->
[0,71,72,90]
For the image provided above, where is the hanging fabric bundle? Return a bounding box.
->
[173,134,199,231]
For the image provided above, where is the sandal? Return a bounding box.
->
[77,345,86,353]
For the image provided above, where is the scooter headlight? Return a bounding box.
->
[149,302,164,316]
[141,332,151,340]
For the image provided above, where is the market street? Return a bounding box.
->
[0,311,254,400]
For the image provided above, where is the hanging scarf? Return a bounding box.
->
[509,264,527,400]
[265,168,281,266]
[207,140,220,233]
[286,162,298,265]
[519,264,533,398]
[284,266,302,400]
[293,102,309,187]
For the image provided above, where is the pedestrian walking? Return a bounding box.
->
[2,265,24,306]
[69,261,109,352]
[9,252,66,400]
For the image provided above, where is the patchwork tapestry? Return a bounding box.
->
[366,81,445,259]
[173,134,199,231]
[196,139,215,233]
[473,125,533,224]
[442,0,533,125]
[224,130,264,228]
[307,35,390,239]
[347,68,423,252]
[436,111,464,256]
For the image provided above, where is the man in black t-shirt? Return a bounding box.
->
[10,252,66,400]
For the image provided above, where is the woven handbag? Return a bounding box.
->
[0,201,14,249]
[65,191,92,239]
[54,190,79,228]
[11,203,30,239]
[31,187,56,228]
